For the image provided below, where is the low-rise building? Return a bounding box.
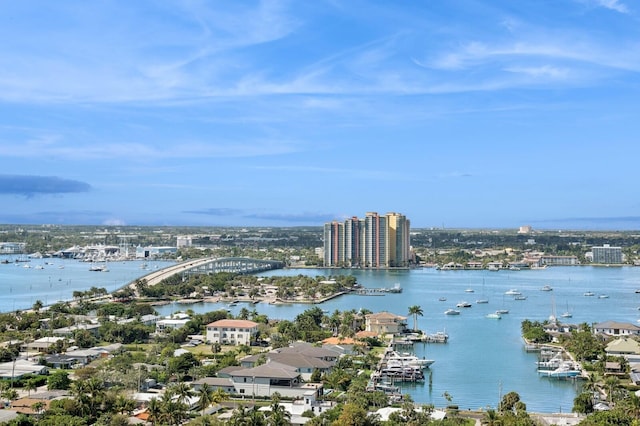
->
[594,321,640,337]
[156,318,191,333]
[605,338,640,362]
[206,319,259,345]
[227,362,322,399]
[364,311,407,335]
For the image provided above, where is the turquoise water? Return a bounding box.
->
[4,259,640,413]
[155,266,640,413]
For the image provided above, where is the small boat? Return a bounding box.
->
[476,299,489,304]
[598,294,609,299]
[444,309,460,315]
[35,265,44,270]
[465,288,474,293]
[505,289,521,296]
[486,312,502,319]
[561,302,572,318]
[583,291,595,297]
[496,309,509,314]
[636,289,640,294]
[438,297,447,301]
[456,301,472,308]
[514,295,527,300]
[89,264,109,272]
[540,285,553,291]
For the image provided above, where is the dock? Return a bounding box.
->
[353,283,402,295]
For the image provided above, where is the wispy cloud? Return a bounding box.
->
[184,207,336,224]
[252,165,404,180]
[244,211,336,223]
[592,0,630,14]
[0,137,301,161]
[0,175,91,196]
[504,65,570,79]
[183,208,244,217]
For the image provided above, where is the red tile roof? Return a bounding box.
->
[207,319,259,328]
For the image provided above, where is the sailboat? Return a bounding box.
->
[561,302,572,318]
[496,294,509,314]
[476,278,489,304]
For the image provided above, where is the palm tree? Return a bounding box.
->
[408,305,424,332]
[24,378,37,397]
[604,375,621,403]
[211,388,229,406]
[172,381,194,406]
[196,383,214,417]
[147,397,161,426]
[266,393,291,426]
[482,408,502,425]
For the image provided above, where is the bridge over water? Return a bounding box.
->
[129,257,285,288]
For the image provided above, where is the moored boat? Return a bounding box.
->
[444,308,460,315]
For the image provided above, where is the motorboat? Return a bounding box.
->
[540,285,553,291]
[444,309,460,315]
[456,301,472,308]
[514,295,527,300]
[386,351,434,368]
[89,263,109,272]
[496,309,509,314]
[598,294,609,299]
[538,361,581,378]
[505,289,521,296]
[465,288,474,293]
[486,312,502,319]
[438,297,447,301]
[584,291,595,296]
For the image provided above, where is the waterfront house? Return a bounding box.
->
[205,319,259,345]
[605,338,640,362]
[364,311,407,335]
[273,342,341,362]
[240,352,335,381]
[593,321,640,337]
[227,361,323,399]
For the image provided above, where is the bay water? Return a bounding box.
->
[4,256,640,413]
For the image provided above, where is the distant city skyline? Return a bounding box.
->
[1,1,640,230]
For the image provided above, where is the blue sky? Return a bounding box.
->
[1,0,639,230]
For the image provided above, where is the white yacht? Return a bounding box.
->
[386,351,435,368]
[505,289,521,296]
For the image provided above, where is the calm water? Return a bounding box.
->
[156,265,640,413]
[4,258,640,413]
[0,255,174,311]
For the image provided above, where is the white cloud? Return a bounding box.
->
[504,65,570,79]
[593,0,629,13]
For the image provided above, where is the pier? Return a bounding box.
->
[353,283,402,295]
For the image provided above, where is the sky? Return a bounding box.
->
[1,0,640,231]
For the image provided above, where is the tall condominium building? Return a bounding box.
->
[592,244,623,264]
[323,212,410,268]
